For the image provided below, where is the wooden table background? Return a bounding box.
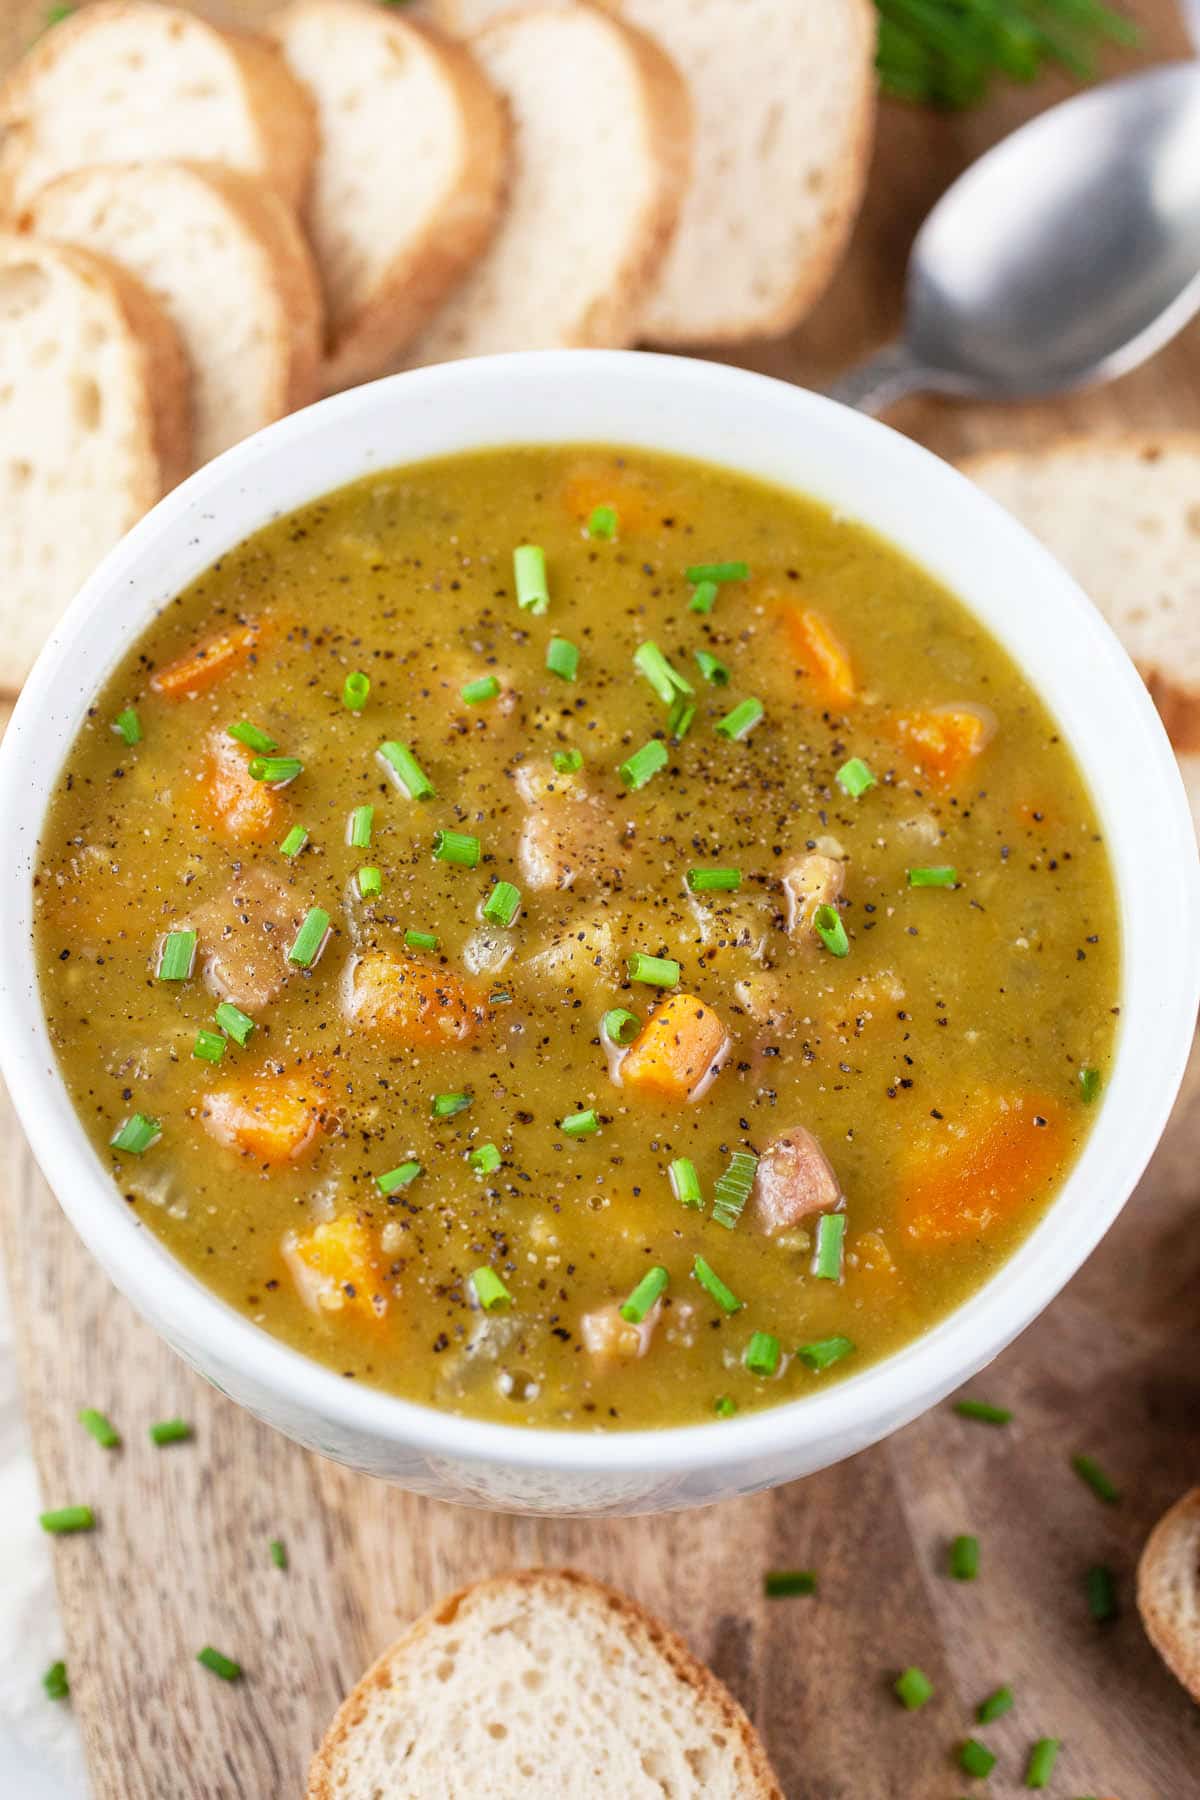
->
[3,2,1200,1795]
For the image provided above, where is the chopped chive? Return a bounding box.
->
[113,706,142,745]
[619,739,669,791]
[626,952,679,988]
[976,1685,1014,1724]
[694,649,730,685]
[227,720,277,753]
[40,1504,94,1534]
[468,1142,502,1175]
[405,929,439,952]
[482,880,521,927]
[689,579,719,615]
[376,1161,422,1195]
[714,697,764,740]
[686,561,749,584]
[687,867,741,894]
[959,1738,997,1779]
[619,1265,669,1324]
[894,1667,933,1711]
[471,1266,511,1310]
[764,1570,817,1598]
[692,1254,742,1314]
[348,803,374,848]
[813,903,849,957]
[796,1335,855,1371]
[669,1157,702,1209]
[950,1534,980,1581]
[157,928,197,981]
[745,1331,780,1376]
[342,670,370,712]
[603,1007,641,1046]
[279,825,309,859]
[357,866,382,898]
[44,4,75,27]
[78,1408,120,1449]
[712,1150,758,1230]
[954,1398,1011,1425]
[715,1395,737,1418]
[248,755,302,785]
[42,1660,69,1700]
[379,741,434,800]
[269,1539,287,1570]
[488,989,512,1007]
[196,1647,242,1682]
[813,1212,846,1281]
[432,829,480,868]
[432,1092,471,1119]
[908,865,957,888]
[149,1418,192,1447]
[287,907,330,968]
[634,641,693,706]
[110,1113,160,1155]
[667,695,696,741]
[192,1028,226,1065]
[560,1108,600,1137]
[836,756,876,798]
[513,543,549,614]
[587,504,617,540]
[1071,1453,1120,1505]
[1079,1066,1101,1103]
[553,747,583,773]
[1025,1738,1061,1788]
[546,636,579,681]
[1086,1564,1117,1622]
[214,1001,255,1047]
[461,674,500,705]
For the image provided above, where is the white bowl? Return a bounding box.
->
[1,352,1196,1515]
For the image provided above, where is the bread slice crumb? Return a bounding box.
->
[1138,1486,1200,1703]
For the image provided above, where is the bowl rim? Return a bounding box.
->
[1,348,1197,1478]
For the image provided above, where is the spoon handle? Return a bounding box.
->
[825,342,929,415]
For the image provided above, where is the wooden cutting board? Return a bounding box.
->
[3,3,1200,1796]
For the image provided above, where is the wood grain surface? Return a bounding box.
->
[2,2,1200,1796]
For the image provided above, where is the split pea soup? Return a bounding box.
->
[34,446,1119,1430]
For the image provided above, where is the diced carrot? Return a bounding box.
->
[782,607,856,709]
[284,1214,387,1323]
[151,620,262,699]
[346,951,485,1046]
[899,1093,1067,1246]
[893,703,996,789]
[560,461,677,535]
[195,730,280,843]
[202,1070,326,1164]
[621,993,728,1102]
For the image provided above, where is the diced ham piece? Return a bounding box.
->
[580,1301,659,1367]
[515,762,619,892]
[783,852,844,937]
[752,1126,843,1236]
[194,864,301,1010]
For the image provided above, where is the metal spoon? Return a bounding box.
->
[829,62,1200,414]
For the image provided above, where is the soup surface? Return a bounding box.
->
[34,447,1119,1429]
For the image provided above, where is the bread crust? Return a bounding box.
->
[306,1567,784,1799]
[1138,1486,1200,1703]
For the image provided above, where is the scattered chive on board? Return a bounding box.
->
[376,1161,421,1195]
[796,1334,855,1371]
[214,1001,255,1047]
[894,1666,933,1710]
[977,1685,1014,1723]
[269,1539,288,1570]
[113,706,142,745]
[157,928,196,981]
[1024,1737,1061,1788]
[342,670,370,711]
[471,1267,511,1310]
[379,740,434,800]
[1086,1563,1117,1622]
[432,829,480,868]
[40,1504,94,1534]
[196,1646,242,1682]
[110,1113,160,1155]
[43,1660,69,1700]
[950,1534,980,1581]
[692,1255,742,1314]
[513,543,549,614]
[954,1398,1011,1425]
[959,1738,997,1779]
[1071,1452,1120,1504]
[78,1408,120,1449]
[764,1570,817,1598]
[149,1418,192,1446]
[287,907,330,968]
[619,1265,669,1324]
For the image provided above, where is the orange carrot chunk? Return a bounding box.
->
[783,607,856,709]
[202,1070,325,1164]
[195,730,280,843]
[894,703,996,789]
[345,951,484,1046]
[899,1093,1067,1246]
[561,462,673,535]
[621,993,729,1102]
[151,620,262,699]
[284,1214,387,1324]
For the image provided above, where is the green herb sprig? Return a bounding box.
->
[875,0,1138,110]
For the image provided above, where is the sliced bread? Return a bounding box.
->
[0,2,317,220]
[0,234,190,693]
[24,161,322,468]
[615,0,877,345]
[1138,1486,1200,1703]
[405,5,690,364]
[962,436,1200,753]
[307,1568,783,1798]
[271,0,508,392]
